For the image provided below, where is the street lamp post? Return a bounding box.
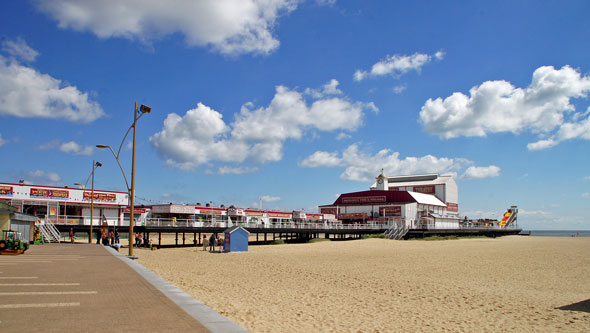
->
[97,102,151,257]
[90,160,102,244]
[75,160,102,243]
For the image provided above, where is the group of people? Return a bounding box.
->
[96,229,119,246]
[135,232,153,249]
[201,233,224,252]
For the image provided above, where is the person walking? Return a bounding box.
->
[109,230,114,245]
[69,228,74,243]
[115,229,120,244]
[202,234,209,252]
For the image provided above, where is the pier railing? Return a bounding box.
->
[44,215,519,231]
[144,219,395,230]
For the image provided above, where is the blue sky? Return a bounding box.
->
[1,1,589,230]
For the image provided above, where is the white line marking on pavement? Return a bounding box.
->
[0,261,51,263]
[0,258,79,261]
[0,291,97,296]
[0,277,38,279]
[0,302,80,309]
[0,283,81,286]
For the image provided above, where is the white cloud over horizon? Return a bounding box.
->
[22,170,63,185]
[216,166,259,175]
[419,65,590,150]
[37,139,94,155]
[33,0,302,55]
[261,195,281,202]
[150,80,376,171]
[461,165,501,179]
[299,143,499,182]
[354,50,444,81]
[0,39,104,123]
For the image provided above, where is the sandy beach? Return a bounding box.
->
[137,236,590,332]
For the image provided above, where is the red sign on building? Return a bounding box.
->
[342,196,387,204]
[83,192,116,202]
[0,186,13,196]
[446,202,458,212]
[379,206,401,216]
[30,188,69,199]
[320,208,337,215]
[412,185,435,194]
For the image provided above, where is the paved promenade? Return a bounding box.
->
[0,243,246,332]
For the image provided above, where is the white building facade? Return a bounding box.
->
[320,173,462,229]
[0,182,129,226]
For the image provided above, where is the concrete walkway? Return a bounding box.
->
[0,243,246,332]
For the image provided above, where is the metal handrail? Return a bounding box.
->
[45,214,520,231]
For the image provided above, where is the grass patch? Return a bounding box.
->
[308,238,331,243]
[410,235,488,241]
[362,234,386,239]
[270,239,285,245]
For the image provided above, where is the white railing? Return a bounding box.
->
[45,215,520,231]
[144,218,395,230]
[44,215,124,226]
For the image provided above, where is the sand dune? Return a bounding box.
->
[138,236,590,332]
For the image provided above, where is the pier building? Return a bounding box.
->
[319,173,463,229]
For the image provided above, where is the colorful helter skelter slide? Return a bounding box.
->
[499,206,518,227]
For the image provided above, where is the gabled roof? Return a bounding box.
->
[325,190,447,207]
[330,190,417,205]
[407,191,446,207]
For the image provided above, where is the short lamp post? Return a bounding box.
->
[97,102,151,257]
[75,160,102,243]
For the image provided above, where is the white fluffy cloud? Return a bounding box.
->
[59,141,94,155]
[460,165,500,179]
[300,144,498,182]
[216,166,259,175]
[261,195,281,202]
[354,50,444,81]
[1,37,39,62]
[34,0,300,55]
[419,65,590,150]
[150,80,375,170]
[393,85,407,94]
[37,139,94,155]
[23,170,62,185]
[0,48,104,123]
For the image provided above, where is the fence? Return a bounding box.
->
[42,215,520,231]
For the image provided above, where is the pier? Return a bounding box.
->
[55,220,522,248]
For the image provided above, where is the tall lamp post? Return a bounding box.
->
[75,160,102,243]
[97,102,151,257]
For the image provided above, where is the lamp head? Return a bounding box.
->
[96,144,109,149]
[140,104,151,113]
[95,161,102,167]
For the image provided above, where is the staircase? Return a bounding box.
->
[38,223,61,243]
[384,220,409,240]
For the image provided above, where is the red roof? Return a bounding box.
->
[329,190,417,206]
